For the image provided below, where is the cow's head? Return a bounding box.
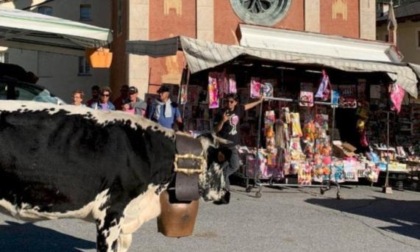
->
[195,133,232,202]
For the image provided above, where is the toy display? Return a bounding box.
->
[185,69,416,195]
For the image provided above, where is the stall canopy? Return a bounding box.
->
[0,7,113,56]
[126,35,419,98]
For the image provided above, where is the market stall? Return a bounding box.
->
[126,34,420,197]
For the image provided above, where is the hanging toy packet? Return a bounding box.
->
[389,83,405,113]
[228,74,237,94]
[262,82,274,97]
[250,77,262,98]
[208,73,219,109]
[299,82,314,107]
[315,70,331,101]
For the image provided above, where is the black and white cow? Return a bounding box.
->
[0,101,228,252]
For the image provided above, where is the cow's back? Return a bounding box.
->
[0,101,175,220]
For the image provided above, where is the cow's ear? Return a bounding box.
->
[212,134,232,147]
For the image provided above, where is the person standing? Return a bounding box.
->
[90,86,115,111]
[213,93,263,204]
[148,84,183,130]
[122,86,147,116]
[86,85,100,107]
[71,89,85,106]
[113,84,129,110]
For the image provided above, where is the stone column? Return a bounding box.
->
[305,0,320,33]
[196,0,214,41]
[359,0,376,40]
[128,0,150,99]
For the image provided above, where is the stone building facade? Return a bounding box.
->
[111,0,376,99]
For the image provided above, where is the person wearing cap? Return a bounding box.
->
[122,86,147,116]
[148,84,183,130]
[113,85,129,110]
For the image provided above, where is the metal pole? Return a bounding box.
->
[383,111,392,193]
[180,67,190,121]
[327,99,341,198]
[262,97,294,102]
[256,101,263,150]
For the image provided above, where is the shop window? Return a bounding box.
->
[80,4,92,21]
[78,57,91,75]
[230,0,291,26]
[38,6,53,16]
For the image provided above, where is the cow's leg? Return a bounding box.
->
[96,214,123,252]
[117,234,132,252]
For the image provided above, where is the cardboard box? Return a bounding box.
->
[332,140,357,158]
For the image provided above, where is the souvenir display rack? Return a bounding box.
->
[237,96,344,199]
[125,36,420,198]
[178,66,412,197]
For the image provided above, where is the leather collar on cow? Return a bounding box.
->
[174,132,206,175]
[172,132,208,201]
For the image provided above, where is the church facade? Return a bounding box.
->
[110,0,376,98]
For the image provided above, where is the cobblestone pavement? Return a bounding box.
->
[0,184,419,252]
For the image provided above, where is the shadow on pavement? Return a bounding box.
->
[0,221,96,252]
[306,196,420,240]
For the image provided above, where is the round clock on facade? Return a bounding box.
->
[230,0,291,26]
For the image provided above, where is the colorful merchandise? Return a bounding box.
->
[228,74,237,94]
[218,71,229,95]
[343,160,359,182]
[313,167,330,183]
[300,82,314,107]
[331,90,340,106]
[180,84,187,105]
[264,110,276,150]
[331,161,345,183]
[290,137,304,160]
[208,73,219,109]
[338,85,357,108]
[303,120,316,142]
[315,70,331,101]
[250,78,262,98]
[290,112,303,137]
[245,150,282,180]
[356,101,370,147]
[389,83,405,113]
[262,82,274,97]
[363,163,380,183]
[298,162,312,185]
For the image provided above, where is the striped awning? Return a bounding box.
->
[126,36,419,98]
